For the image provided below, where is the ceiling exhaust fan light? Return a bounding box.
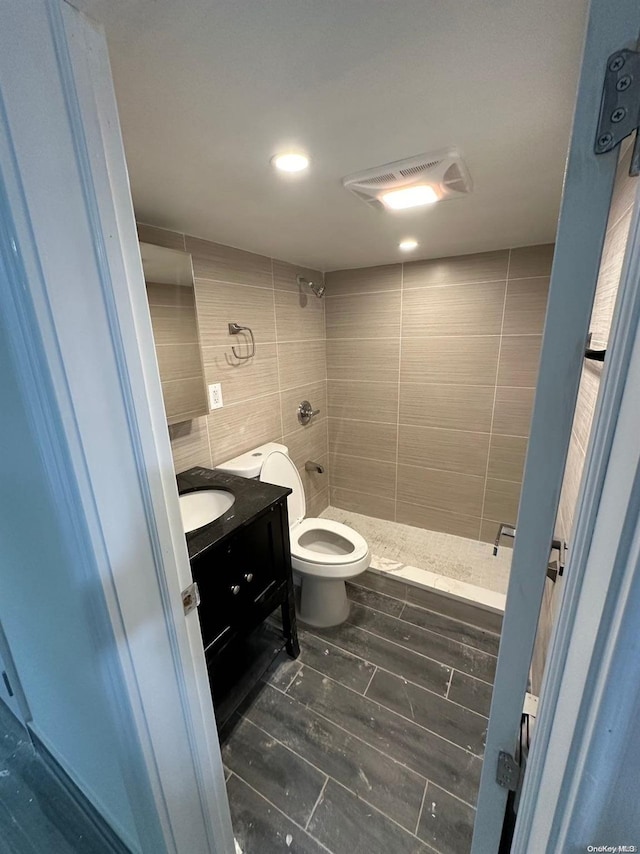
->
[272,152,309,173]
[399,239,418,251]
[380,184,439,210]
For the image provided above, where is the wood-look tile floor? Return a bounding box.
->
[222,571,501,854]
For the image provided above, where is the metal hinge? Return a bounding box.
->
[595,46,640,176]
[496,751,521,791]
[181,582,200,616]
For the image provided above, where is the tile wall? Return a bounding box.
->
[325,244,554,542]
[530,139,638,694]
[138,223,330,517]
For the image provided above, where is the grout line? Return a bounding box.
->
[305,776,328,831]
[344,601,498,663]
[294,662,485,778]
[393,263,404,521]
[363,666,378,696]
[479,250,511,534]
[299,631,490,720]
[270,258,287,442]
[322,275,331,502]
[226,772,334,854]
[415,779,429,836]
[445,669,454,700]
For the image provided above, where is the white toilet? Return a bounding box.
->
[217,443,370,627]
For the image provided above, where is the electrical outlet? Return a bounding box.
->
[208,382,223,410]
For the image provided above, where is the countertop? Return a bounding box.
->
[177,466,291,561]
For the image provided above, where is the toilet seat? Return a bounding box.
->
[259,449,370,580]
[290,518,369,567]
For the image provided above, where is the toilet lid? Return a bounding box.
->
[260,450,305,526]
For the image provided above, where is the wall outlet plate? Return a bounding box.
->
[208,382,223,410]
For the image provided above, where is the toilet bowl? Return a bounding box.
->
[217,443,370,627]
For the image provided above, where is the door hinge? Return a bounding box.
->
[595,46,640,176]
[181,582,200,616]
[496,751,521,791]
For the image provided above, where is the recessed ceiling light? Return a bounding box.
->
[399,239,418,252]
[380,184,439,210]
[271,152,309,173]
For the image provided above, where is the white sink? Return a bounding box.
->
[178,489,235,534]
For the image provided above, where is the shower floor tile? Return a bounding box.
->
[222,572,499,854]
[321,506,512,596]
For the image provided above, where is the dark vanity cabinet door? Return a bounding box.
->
[190,500,290,657]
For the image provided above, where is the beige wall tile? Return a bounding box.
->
[195,280,276,347]
[326,339,400,383]
[396,502,481,540]
[202,343,279,405]
[162,379,208,425]
[328,380,398,424]
[137,223,185,251]
[298,454,329,506]
[402,281,506,338]
[330,487,395,522]
[403,249,509,288]
[400,336,500,385]
[326,291,401,339]
[273,260,322,293]
[483,478,522,524]
[399,383,494,432]
[608,144,637,229]
[156,343,203,382]
[497,335,542,387]
[274,289,325,342]
[328,418,397,462]
[398,425,490,477]
[492,387,535,437]
[307,487,330,518]
[285,419,328,469]
[487,435,528,482]
[278,340,327,390]
[508,244,554,279]
[479,519,512,546]
[185,235,272,288]
[572,364,600,453]
[502,278,549,336]
[146,282,195,308]
[396,464,485,517]
[325,265,401,295]
[328,452,396,497]
[207,392,282,465]
[591,210,632,345]
[149,304,199,345]
[281,381,327,436]
[169,417,211,473]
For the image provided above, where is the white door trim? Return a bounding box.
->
[0,2,234,851]
[513,157,640,848]
[471,1,640,849]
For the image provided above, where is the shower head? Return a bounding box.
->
[296,275,325,298]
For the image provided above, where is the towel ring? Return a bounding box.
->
[228,322,255,360]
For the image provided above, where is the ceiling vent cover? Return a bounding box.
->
[342,147,472,211]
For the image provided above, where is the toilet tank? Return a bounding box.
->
[216,442,288,478]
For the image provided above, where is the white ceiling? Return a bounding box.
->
[79,0,589,270]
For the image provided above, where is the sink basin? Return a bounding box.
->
[178,489,235,534]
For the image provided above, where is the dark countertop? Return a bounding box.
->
[177,466,291,561]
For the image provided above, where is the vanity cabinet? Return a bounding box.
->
[177,465,299,729]
[191,500,297,659]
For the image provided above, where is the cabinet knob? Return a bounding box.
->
[230,585,241,595]
[244,573,254,583]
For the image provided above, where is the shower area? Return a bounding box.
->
[321,242,553,613]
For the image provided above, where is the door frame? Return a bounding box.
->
[0,2,234,851]
[513,142,640,848]
[472,0,640,849]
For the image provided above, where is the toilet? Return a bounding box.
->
[217,443,370,627]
